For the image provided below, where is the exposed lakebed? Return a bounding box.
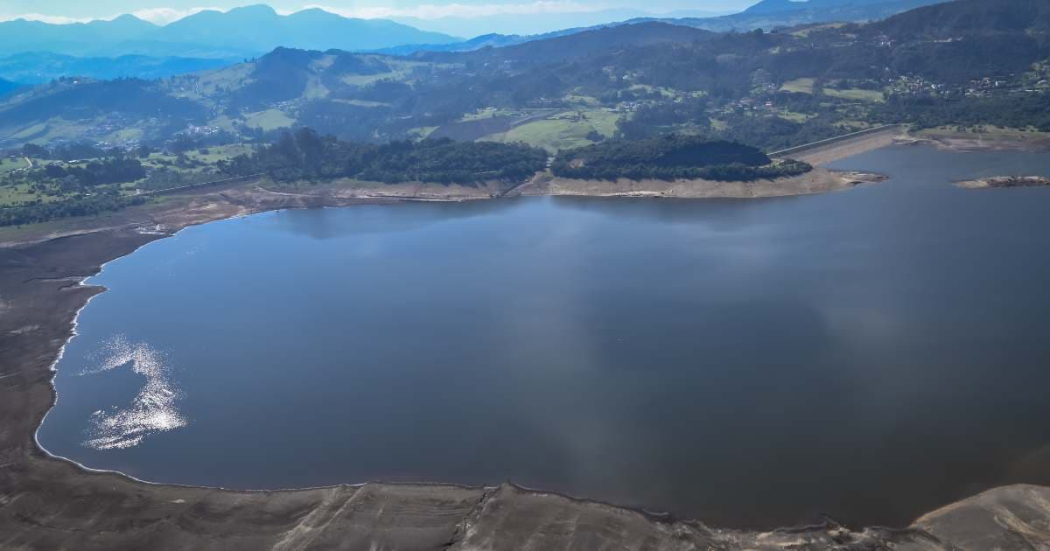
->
[39,145,1050,528]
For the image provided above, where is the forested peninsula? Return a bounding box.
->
[2,130,838,228]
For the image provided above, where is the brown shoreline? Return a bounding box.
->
[911,131,1050,154]
[513,167,886,199]
[3,158,1050,548]
[955,175,1050,189]
[775,125,907,166]
[0,167,884,250]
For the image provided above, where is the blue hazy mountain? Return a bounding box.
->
[0,78,21,97]
[0,52,235,84]
[390,8,657,37]
[0,5,459,58]
[380,0,953,55]
[0,15,156,56]
[631,0,952,32]
[3,0,1046,150]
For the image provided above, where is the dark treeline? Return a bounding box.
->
[21,141,160,161]
[21,142,122,161]
[10,144,148,188]
[717,115,845,152]
[551,134,811,182]
[871,92,1050,131]
[41,157,146,186]
[223,128,547,185]
[615,97,712,140]
[0,193,146,227]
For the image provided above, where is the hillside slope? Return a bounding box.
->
[0,0,1046,150]
[636,0,951,32]
[0,53,234,84]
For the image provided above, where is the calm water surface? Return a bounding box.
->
[40,146,1050,527]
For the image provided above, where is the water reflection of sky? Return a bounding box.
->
[39,145,1050,529]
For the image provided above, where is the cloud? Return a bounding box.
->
[1,1,617,26]
[0,13,94,24]
[304,1,606,20]
[0,6,225,26]
[131,6,223,25]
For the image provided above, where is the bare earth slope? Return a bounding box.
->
[956,176,1050,189]
[514,167,885,199]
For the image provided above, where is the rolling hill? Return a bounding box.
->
[383,0,954,56]
[0,78,21,97]
[0,0,1046,151]
[0,53,235,84]
[636,0,953,32]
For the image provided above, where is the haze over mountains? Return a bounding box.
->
[387,8,731,38]
[376,0,953,55]
[2,0,1046,151]
[638,0,951,31]
[0,78,20,97]
[0,53,233,85]
[0,5,459,59]
[0,0,953,67]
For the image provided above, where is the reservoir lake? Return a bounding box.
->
[39,145,1050,528]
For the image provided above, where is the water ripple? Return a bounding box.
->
[80,335,186,450]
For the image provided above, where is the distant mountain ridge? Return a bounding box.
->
[374,28,598,56]
[631,0,953,33]
[0,15,156,56]
[0,53,235,84]
[0,0,954,62]
[0,5,459,58]
[742,0,949,15]
[388,8,655,37]
[381,0,954,56]
[1,0,1047,149]
[0,78,21,97]
[435,22,714,64]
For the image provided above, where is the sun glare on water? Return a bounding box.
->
[79,335,186,450]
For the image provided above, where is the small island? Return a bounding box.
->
[956,176,1050,189]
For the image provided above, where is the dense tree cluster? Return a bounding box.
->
[137,167,223,191]
[0,194,146,227]
[223,128,548,185]
[717,115,845,152]
[615,97,712,140]
[22,142,114,161]
[551,134,811,181]
[41,157,146,186]
[871,92,1050,131]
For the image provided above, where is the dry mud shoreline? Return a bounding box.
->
[514,168,885,198]
[3,140,1050,549]
[956,175,1050,189]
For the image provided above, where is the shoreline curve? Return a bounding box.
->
[3,141,1050,549]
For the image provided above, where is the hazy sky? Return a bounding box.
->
[0,0,758,25]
